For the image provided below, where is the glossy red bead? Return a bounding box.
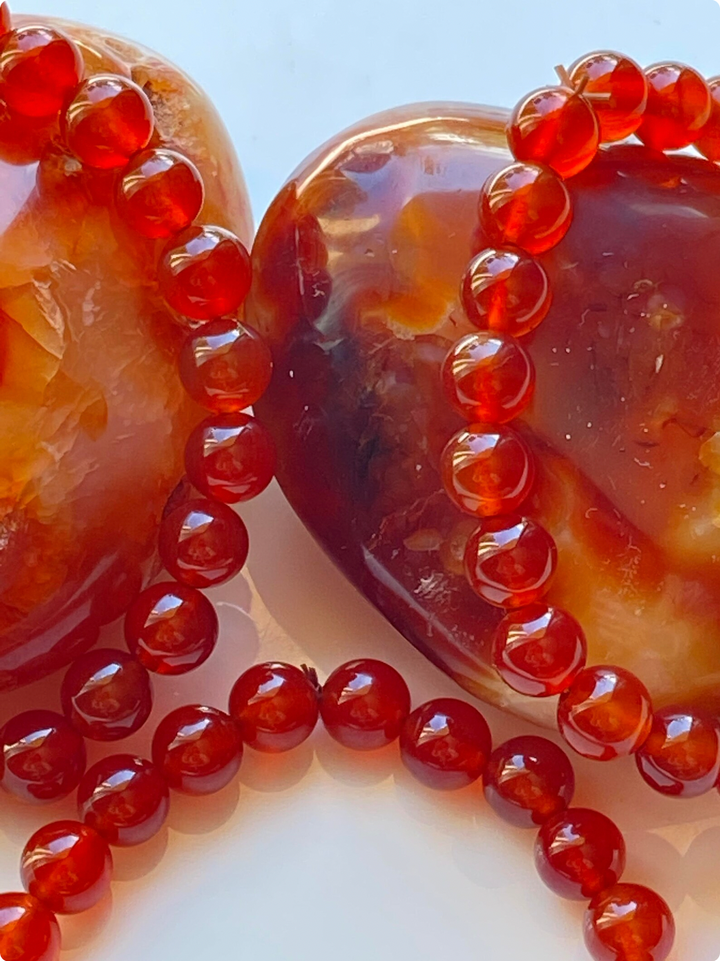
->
[158,497,249,588]
[535,808,626,900]
[152,705,242,795]
[479,162,572,255]
[78,755,169,847]
[492,604,587,697]
[461,247,551,337]
[179,319,274,413]
[483,735,575,828]
[61,648,153,741]
[116,148,204,238]
[21,821,112,915]
[0,710,86,803]
[0,893,60,961]
[568,52,649,142]
[124,581,218,675]
[508,85,599,178]
[229,662,319,753]
[320,659,411,750]
[0,26,83,118]
[636,708,720,798]
[464,514,557,608]
[158,225,252,321]
[63,75,154,169]
[695,76,720,161]
[400,698,492,790]
[637,63,711,151]
[558,665,653,761]
[584,884,675,961]
[185,413,276,504]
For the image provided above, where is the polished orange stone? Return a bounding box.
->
[480,162,572,254]
[508,86,599,178]
[63,75,153,169]
[636,707,720,797]
[584,884,675,961]
[461,247,551,336]
[0,892,60,961]
[442,333,535,424]
[637,62,711,151]
[568,52,648,142]
[116,148,204,238]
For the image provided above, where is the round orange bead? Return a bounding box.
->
[584,884,675,961]
[508,85,599,179]
[480,162,572,255]
[63,75,154,169]
[461,247,551,336]
[116,148,204,238]
[441,424,535,517]
[464,515,557,608]
[636,708,720,798]
[0,893,60,961]
[695,76,720,161]
[569,52,648,143]
[637,62,711,151]
[558,665,653,761]
[0,26,83,118]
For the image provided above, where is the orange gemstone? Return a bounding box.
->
[479,162,572,254]
[636,708,720,797]
[0,893,60,961]
[442,333,535,424]
[637,62,711,151]
[0,26,83,118]
[584,884,675,961]
[569,52,648,142]
[461,247,551,336]
[508,86,599,178]
[695,76,720,161]
[441,424,535,517]
[117,148,204,238]
[558,666,653,761]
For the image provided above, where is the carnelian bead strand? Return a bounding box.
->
[320,659,411,750]
[0,26,83,118]
[636,707,720,798]
[461,247,551,337]
[0,892,60,961]
[116,147,204,238]
[568,51,648,142]
[152,704,243,795]
[584,884,675,961]
[229,662,319,753]
[637,62,711,151]
[535,807,626,900]
[78,755,170,846]
[400,698,492,790]
[184,412,276,504]
[0,710,86,803]
[158,497,249,588]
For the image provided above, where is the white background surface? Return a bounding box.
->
[4,0,720,959]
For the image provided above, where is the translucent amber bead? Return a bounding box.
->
[584,884,675,961]
[535,808,626,900]
[637,62,711,151]
[158,498,249,588]
[0,710,86,803]
[0,893,60,961]
[636,708,720,798]
[320,659,411,750]
[442,333,535,424]
[479,162,572,255]
[0,26,83,118]
[229,662,319,753]
[569,51,648,142]
[61,649,153,741]
[152,705,242,795]
[508,86,599,178]
[63,75,154,169]
[78,755,169,846]
[184,413,276,504]
[695,76,720,161]
[116,148,204,239]
[441,424,535,517]
[558,665,653,761]
[464,515,557,608]
[461,247,551,337]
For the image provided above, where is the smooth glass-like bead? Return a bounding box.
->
[558,665,653,761]
[63,75,154,169]
[116,148,204,238]
[637,62,711,151]
[483,735,575,828]
[21,821,112,915]
[535,808,626,900]
[636,708,720,798]
[400,698,492,790]
[508,85,599,178]
[0,710,86,803]
[568,51,648,142]
[461,247,551,337]
[78,755,169,847]
[179,320,274,413]
[124,581,219,675]
[152,705,242,795]
[158,225,252,321]
[584,884,675,961]
[61,648,153,741]
[229,662,319,753]
[158,498,249,588]
[464,515,557,608]
[0,26,83,118]
[479,162,572,255]
[320,659,411,750]
[442,332,535,424]
[0,893,60,961]
[492,604,587,697]
[696,76,720,161]
[184,413,276,504]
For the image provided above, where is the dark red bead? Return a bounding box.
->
[21,821,112,915]
[63,75,153,169]
[0,893,60,961]
[0,710,86,803]
[400,698,492,790]
[116,148,204,238]
[229,662,319,753]
[152,705,242,795]
[535,808,626,900]
[584,884,675,961]
[61,648,153,741]
[78,755,169,846]
[124,581,218,675]
[0,26,83,118]
[636,707,720,798]
[158,497,249,588]
[483,735,575,828]
[320,659,411,750]
[184,413,276,504]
